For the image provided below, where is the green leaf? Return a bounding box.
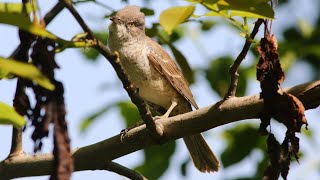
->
[0,102,26,128]
[0,57,54,90]
[229,9,273,19]
[0,2,35,14]
[168,44,194,84]
[140,7,155,16]
[0,11,94,52]
[203,0,275,19]
[160,5,195,35]
[80,31,108,61]
[118,101,140,127]
[221,124,266,168]
[79,103,115,133]
[135,141,176,179]
[0,12,58,40]
[205,56,247,98]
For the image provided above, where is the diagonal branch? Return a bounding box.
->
[59,0,95,39]
[104,162,147,180]
[225,19,264,98]
[1,80,319,179]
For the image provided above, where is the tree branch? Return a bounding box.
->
[9,128,23,157]
[225,19,264,98]
[59,0,95,39]
[1,80,319,179]
[104,162,147,180]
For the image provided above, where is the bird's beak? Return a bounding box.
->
[110,16,119,24]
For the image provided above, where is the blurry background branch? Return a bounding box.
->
[0,80,319,179]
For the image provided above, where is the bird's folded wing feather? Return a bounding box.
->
[147,37,199,109]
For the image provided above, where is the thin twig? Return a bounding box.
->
[104,162,148,180]
[59,0,95,39]
[225,19,264,99]
[60,0,164,139]
[43,2,65,25]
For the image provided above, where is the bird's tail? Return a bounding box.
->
[183,134,220,172]
[170,99,220,173]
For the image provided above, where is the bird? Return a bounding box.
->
[108,5,220,173]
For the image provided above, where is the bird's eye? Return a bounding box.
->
[128,22,134,26]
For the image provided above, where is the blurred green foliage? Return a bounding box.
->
[221,124,266,168]
[205,56,248,97]
[118,101,140,127]
[135,141,176,179]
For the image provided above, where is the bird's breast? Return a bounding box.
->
[117,43,178,109]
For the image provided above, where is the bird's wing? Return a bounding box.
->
[147,37,199,109]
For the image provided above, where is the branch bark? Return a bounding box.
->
[225,19,264,98]
[1,80,319,179]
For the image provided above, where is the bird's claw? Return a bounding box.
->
[120,128,129,143]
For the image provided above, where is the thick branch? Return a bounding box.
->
[1,80,319,179]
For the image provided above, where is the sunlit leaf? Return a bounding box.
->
[203,0,274,19]
[0,102,26,128]
[0,2,35,14]
[0,12,58,40]
[135,141,176,179]
[168,44,194,84]
[202,11,223,17]
[230,9,273,19]
[0,57,54,90]
[0,11,93,52]
[221,124,266,167]
[160,5,195,35]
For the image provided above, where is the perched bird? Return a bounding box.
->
[108,5,220,173]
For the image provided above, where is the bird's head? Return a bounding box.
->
[109,5,145,41]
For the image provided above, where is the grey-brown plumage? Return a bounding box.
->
[108,5,220,173]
